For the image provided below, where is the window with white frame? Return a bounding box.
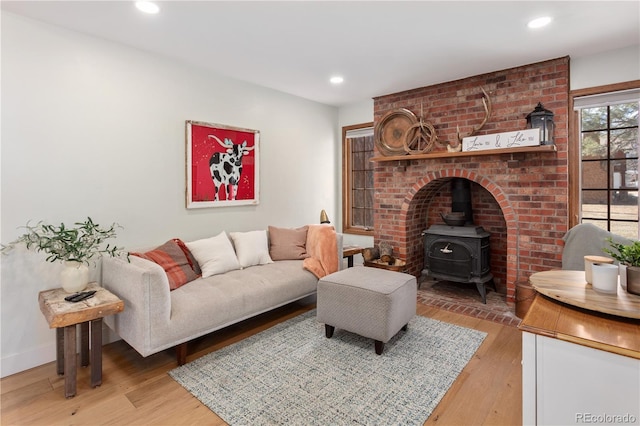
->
[575,89,640,239]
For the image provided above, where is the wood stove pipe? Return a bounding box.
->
[451,178,473,224]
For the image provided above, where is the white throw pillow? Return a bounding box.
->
[229,230,274,268]
[185,231,240,278]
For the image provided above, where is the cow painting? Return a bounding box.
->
[208,135,255,201]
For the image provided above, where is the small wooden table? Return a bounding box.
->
[343,245,364,268]
[38,282,124,398]
[529,269,640,319]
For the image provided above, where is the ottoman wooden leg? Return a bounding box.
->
[375,340,384,355]
[325,324,335,338]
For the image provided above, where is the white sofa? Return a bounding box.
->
[101,230,342,365]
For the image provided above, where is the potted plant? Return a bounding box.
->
[604,237,640,295]
[2,217,125,293]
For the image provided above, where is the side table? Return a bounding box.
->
[38,282,124,398]
[343,245,364,268]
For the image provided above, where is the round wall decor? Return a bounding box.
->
[374,108,417,156]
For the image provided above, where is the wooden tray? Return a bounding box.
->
[374,109,417,156]
[364,259,407,272]
[529,270,640,319]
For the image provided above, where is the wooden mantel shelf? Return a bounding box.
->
[370,144,556,162]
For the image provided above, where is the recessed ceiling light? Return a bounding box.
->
[135,1,160,14]
[528,16,552,29]
[330,76,344,84]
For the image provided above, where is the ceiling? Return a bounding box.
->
[2,1,639,106]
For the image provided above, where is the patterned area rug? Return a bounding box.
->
[169,310,487,426]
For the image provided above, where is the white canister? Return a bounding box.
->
[591,263,619,293]
[584,255,614,284]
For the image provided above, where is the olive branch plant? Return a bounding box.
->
[1,217,127,265]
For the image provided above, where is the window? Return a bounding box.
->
[342,123,374,235]
[574,87,640,239]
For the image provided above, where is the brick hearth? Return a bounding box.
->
[417,277,521,328]
[373,57,570,302]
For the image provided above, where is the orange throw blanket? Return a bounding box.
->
[303,224,339,279]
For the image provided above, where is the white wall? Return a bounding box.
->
[570,45,640,91]
[0,13,338,377]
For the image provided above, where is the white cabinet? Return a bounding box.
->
[522,332,640,425]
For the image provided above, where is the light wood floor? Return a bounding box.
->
[1,302,522,425]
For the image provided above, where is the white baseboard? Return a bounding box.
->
[1,324,122,378]
[1,343,56,378]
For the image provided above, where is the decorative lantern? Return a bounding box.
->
[526,102,555,145]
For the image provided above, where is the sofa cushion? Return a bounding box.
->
[186,232,241,278]
[268,225,309,260]
[229,230,274,268]
[161,261,318,348]
[130,239,199,290]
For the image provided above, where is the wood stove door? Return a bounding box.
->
[425,238,474,280]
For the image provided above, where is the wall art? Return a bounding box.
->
[186,120,260,208]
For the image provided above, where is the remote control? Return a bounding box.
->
[64,292,83,301]
[70,290,96,302]
[64,290,96,303]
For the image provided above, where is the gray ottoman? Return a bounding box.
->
[317,266,417,354]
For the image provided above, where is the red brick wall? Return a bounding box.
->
[372,57,569,302]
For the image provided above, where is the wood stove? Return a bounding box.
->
[422,224,494,303]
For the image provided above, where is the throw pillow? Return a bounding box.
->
[229,230,274,268]
[185,231,241,278]
[173,238,202,276]
[130,239,199,291]
[268,225,309,260]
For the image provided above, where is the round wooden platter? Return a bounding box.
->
[529,270,640,319]
[374,108,417,156]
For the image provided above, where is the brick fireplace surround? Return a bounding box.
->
[373,57,569,302]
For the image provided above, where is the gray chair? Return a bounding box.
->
[561,223,632,270]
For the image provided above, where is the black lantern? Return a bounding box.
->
[526,102,555,145]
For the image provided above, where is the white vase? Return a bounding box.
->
[60,261,89,293]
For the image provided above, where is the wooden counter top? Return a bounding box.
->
[519,293,640,360]
[529,269,640,319]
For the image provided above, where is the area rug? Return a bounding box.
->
[169,310,487,426]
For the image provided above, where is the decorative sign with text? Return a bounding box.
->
[462,129,540,152]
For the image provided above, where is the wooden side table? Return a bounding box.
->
[38,282,124,398]
[343,246,364,268]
